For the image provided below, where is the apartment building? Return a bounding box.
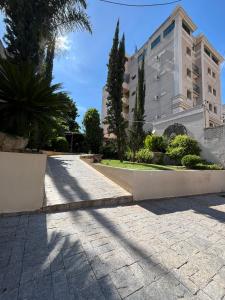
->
[102,6,224,135]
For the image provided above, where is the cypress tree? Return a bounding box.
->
[105,21,127,161]
[129,58,145,160]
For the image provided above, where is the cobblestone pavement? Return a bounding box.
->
[45,155,131,206]
[1,194,225,299]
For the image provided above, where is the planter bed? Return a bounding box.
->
[90,161,225,201]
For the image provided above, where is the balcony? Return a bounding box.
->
[192,64,200,77]
[193,83,200,95]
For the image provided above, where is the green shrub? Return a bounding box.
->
[101,140,118,159]
[194,163,223,170]
[181,155,202,168]
[136,148,153,163]
[166,135,200,162]
[52,137,69,152]
[125,148,133,161]
[144,135,167,152]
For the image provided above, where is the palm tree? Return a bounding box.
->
[0,58,70,145]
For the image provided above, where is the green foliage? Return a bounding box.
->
[129,59,145,159]
[83,108,103,154]
[144,135,167,152]
[52,137,69,152]
[166,135,201,162]
[1,0,91,68]
[136,148,153,163]
[66,97,79,132]
[104,21,127,161]
[181,155,202,168]
[124,148,133,161]
[101,140,118,159]
[194,163,223,170]
[0,58,70,146]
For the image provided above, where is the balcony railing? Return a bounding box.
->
[192,64,200,76]
[193,83,200,95]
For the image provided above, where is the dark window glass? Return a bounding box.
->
[151,36,161,49]
[163,21,175,37]
[182,21,191,35]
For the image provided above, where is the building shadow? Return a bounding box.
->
[138,194,225,223]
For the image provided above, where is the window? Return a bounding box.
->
[138,49,146,63]
[187,68,191,78]
[131,91,136,96]
[182,21,191,35]
[151,35,161,49]
[209,103,212,111]
[213,89,216,96]
[212,72,216,78]
[131,74,136,80]
[208,67,211,75]
[204,47,211,57]
[212,55,219,65]
[186,47,191,56]
[187,89,192,100]
[208,85,212,93]
[214,106,217,114]
[163,21,175,37]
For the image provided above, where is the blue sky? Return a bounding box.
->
[0,0,225,128]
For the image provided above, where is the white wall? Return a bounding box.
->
[93,164,225,201]
[0,152,47,213]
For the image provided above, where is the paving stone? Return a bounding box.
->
[1,193,225,299]
[110,263,144,298]
[98,275,121,300]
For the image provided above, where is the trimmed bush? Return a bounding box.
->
[52,137,69,152]
[166,135,200,162]
[194,163,223,170]
[144,135,167,152]
[136,148,153,163]
[181,155,202,168]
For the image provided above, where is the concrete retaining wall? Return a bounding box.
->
[93,164,225,201]
[0,152,47,213]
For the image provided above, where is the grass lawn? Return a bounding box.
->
[101,159,185,171]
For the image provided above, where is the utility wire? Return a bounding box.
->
[99,0,181,7]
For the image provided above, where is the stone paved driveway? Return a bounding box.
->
[45,155,131,207]
[1,194,225,299]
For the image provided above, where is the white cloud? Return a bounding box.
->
[55,35,72,53]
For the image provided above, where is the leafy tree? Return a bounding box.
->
[129,59,145,160]
[0,58,70,148]
[83,108,103,154]
[66,97,80,132]
[104,21,127,161]
[45,36,56,84]
[0,0,91,70]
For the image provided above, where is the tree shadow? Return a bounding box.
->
[0,212,118,299]
[45,156,91,205]
[138,194,225,223]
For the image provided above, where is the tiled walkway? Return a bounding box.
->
[45,155,131,208]
[1,194,225,299]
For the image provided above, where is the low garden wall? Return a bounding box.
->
[0,151,47,213]
[92,164,225,201]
